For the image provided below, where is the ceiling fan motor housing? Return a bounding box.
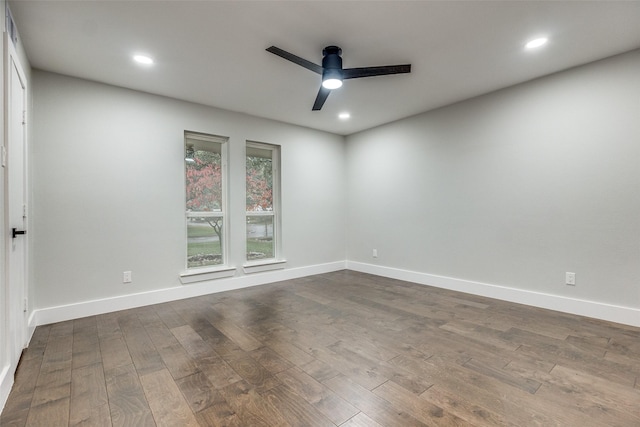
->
[322,46,343,69]
[322,45,343,82]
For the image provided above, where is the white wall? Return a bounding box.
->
[31,71,346,313]
[346,50,640,321]
[24,48,640,330]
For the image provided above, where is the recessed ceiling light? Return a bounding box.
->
[338,112,350,120]
[525,37,548,50]
[133,54,154,65]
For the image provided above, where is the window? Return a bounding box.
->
[185,132,228,269]
[246,142,280,262]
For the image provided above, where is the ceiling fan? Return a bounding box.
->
[266,45,411,111]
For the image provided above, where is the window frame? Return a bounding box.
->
[182,131,231,274]
[244,140,284,270]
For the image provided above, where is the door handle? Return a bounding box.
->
[12,228,26,239]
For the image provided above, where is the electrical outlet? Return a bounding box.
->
[123,271,132,283]
[373,249,378,258]
[565,272,576,286]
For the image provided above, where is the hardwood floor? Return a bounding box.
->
[2,270,639,426]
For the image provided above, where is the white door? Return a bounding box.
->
[5,34,28,366]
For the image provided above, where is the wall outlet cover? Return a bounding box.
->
[565,272,576,286]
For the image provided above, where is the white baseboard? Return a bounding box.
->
[347,261,640,328]
[32,261,346,327]
[0,364,13,416]
[28,259,640,330]
[1,316,37,413]
[27,311,37,343]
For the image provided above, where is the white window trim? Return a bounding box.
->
[242,259,287,274]
[184,131,230,273]
[245,140,282,263]
[180,265,237,284]
[244,210,273,216]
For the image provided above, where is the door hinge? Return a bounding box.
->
[1,145,6,168]
[23,298,28,313]
[22,110,26,125]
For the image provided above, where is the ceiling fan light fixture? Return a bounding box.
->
[322,68,343,89]
[322,78,343,90]
[266,44,411,110]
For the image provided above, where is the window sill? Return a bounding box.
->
[180,266,237,284]
[243,259,287,274]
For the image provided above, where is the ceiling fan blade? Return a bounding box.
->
[312,86,331,111]
[343,64,411,79]
[266,46,323,74]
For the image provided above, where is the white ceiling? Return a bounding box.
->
[8,1,640,135]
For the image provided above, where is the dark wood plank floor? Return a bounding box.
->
[2,270,639,426]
